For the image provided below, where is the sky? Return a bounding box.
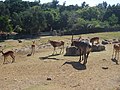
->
[0,0,119,6]
[22,0,120,6]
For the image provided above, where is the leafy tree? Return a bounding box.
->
[108,14,118,26]
[0,16,13,32]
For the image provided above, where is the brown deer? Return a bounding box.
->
[0,49,15,64]
[31,40,35,55]
[71,39,92,65]
[71,34,82,43]
[90,37,100,45]
[48,40,64,55]
[112,43,120,64]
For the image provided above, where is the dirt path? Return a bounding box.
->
[0,42,120,90]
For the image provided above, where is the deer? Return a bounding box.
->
[90,37,100,46]
[0,49,15,64]
[71,39,92,65]
[31,40,35,55]
[112,43,120,64]
[48,40,64,55]
[71,34,82,43]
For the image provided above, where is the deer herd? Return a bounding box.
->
[0,34,120,65]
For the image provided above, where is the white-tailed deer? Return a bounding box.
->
[112,43,120,64]
[31,40,35,55]
[48,40,64,55]
[0,49,15,64]
[90,37,100,45]
[71,39,92,65]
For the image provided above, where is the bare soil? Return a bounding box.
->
[0,36,120,90]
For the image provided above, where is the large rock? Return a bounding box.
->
[65,46,79,56]
[65,44,105,56]
[91,44,105,52]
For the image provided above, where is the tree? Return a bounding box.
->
[0,16,13,32]
[108,14,118,26]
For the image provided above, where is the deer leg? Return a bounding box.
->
[87,52,90,58]
[115,51,117,59]
[60,45,64,54]
[83,53,87,65]
[116,51,119,65]
[59,47,62,54]
[112,48,115,59]
[11,54,15,63]
[33,47,35,55]
[61,45,64,54]
[31,48,33,55]
[53,47,56,55]
[79,49,82,62]
[3,57,6,64]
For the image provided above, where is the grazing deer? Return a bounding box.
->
[48,40,64,55]
[71,39,92,65]
[0,49,15,64]
[90,37,100,45]
[31,40,35,55]
[112,43,120,64]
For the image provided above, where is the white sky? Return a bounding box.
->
[0,0,119,6]
[23,0,120,6]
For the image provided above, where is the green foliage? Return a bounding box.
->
[0,0,120,35]
[108,14,118,26]
[0,15,13,32]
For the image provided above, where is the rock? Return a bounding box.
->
[65,46,79,56]
[18,40,22,43]
[47,77,52,80]
[102,40,109,45]
[27,53,31,56]
[102,66,108,69]
[91,44,105,52]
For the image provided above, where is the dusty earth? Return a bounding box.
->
[0,36,120,90]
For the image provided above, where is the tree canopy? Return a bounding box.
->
[0,0,120,35]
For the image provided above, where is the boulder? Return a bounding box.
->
[91,44,105,52]
[102,40,109,45]
[65,44,105,56]
[65,46,79,56]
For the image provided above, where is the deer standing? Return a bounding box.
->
[0,49,15,64]
[71,39,92,65]
[48,40,64,55]
[112,43,120,64]
[90,37,100,46]
[31,41,35,55]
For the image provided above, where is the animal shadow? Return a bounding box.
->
[62,61,86,70]
[39,54,61,60]
[111,58,119,65]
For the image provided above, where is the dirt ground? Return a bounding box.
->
[0,37,120,90]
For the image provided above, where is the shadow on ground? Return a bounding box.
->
[39,54,62,60]
[111,58,119,65]
[61,61,86,70]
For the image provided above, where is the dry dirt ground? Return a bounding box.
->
[0,37,120,90]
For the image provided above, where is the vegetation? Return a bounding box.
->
[0,0,120,35]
